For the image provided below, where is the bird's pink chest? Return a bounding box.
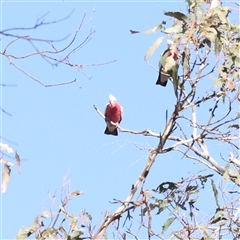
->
[168,50,178,60]
[106,105,121,123]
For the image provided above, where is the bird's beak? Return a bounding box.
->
[110,101,116,107]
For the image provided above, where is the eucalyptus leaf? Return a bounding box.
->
[211,179,220,208]
[145,36,164,60]
[142,23,162,34]
[70,230,83,240]
[16,228,31,240]
[162,217,175,233]
[15,151,21,174]
[70,190,83,197]
[165,25,183,34]
[214,37,221,56]
[1,164,11,193]
[164,11,188,22]
[203,230,214,240]
[41,211,52,218]
[226,124,240,129]
[59,226,68,237]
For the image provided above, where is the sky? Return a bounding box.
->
[0,1,239,239]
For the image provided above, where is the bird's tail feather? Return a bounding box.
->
[104,127,118,136]
[156,70,168,86]
[156,76,167,86]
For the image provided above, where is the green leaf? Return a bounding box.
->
[226,124,240,129]
[236,173,240,185]
[1,164,11,193]
[142,23,162,34]
[41,211,51,218]
[142,199,169,216]
[188,196,199,205]
[141,206,149,216]
[130,30,140,34]
[162,217,175,233]
[85,211,92,221]
[210,0,221,9]
[219,35,229,45]
[199,38,211,49]
[29,217,39,234]
[203,230,214,240]
[198,174,214,186]
[16,228,31,240]
[212,77,223,88]
[156,200,168,214]
[182,50,190,76]
[70,190,83,197]
[130,23,162,35]
[42,228,58,238]
[234,56,240,66]
[172,232,184,240]
[145,36,164,60]
[231,23,240,36]
[164,11,188,22]
[164,24,183,34]
[49,234,58,240]
[178,204,187,210]
[156,181,179,193]
[223,163,230,182]
[70,231,83,240]
[213,7,229,24]
[210,209,227,224]
[199,27,217,42]
[186,0,192,7]
[104,231,108,240]
[214,37,221,57]
[58,226,68,237]
[169,205,179,216]
[185,185,198,193]
[211,179,219,208]
[15,151,21,174]
[0,142,14,153]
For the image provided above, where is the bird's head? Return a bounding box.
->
[109,94,117,107]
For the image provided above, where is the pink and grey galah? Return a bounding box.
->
[156,40,180,97]
[104,94,123,136]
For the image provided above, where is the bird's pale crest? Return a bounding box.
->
[109,94,117,102]
[167,40,174,48]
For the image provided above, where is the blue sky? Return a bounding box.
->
[0,1,238,239]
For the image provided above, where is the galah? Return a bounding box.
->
[104,94,123,136]
[156,40,180,97]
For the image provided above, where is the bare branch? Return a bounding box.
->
[1,9,115,87]
[92,149,158,239]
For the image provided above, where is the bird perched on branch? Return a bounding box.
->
[104,94,123,136]
[156,40,180,97]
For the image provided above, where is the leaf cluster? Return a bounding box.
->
[13,1,240,239]
[16,190,88,240]
[0,143,21,193]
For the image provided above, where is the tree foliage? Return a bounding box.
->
[2,0,240,239]
[0,143,20,193]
